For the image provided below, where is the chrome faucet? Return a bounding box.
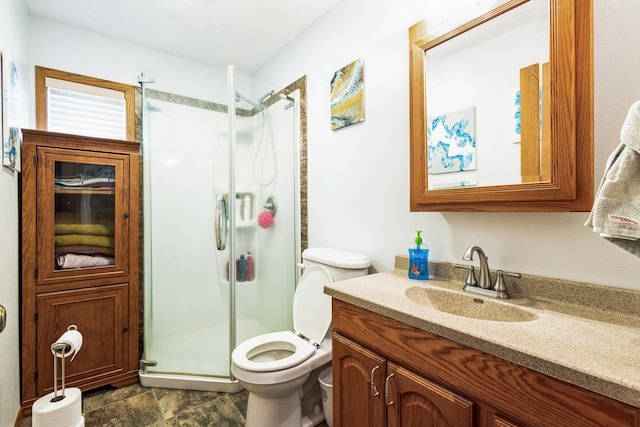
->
[463,245,491,289]
[459,245,521,299]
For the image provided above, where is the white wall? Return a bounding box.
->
[28,18,228,103]
[255,0,640,290]
[0,0,29,423]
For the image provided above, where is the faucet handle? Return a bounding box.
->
[493,270,521,298]
[455,264,477,288]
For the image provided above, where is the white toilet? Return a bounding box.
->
[231,247,370,427]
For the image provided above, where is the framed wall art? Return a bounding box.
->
[427,106,477,175]
[330,58,364,131]
[2,50,21,172]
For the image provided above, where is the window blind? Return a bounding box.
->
[46,77,127,140]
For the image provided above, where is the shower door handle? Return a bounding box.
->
[215,194,228,250]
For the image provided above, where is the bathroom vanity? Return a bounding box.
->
[327,268,640,426]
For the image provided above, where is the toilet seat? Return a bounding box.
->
[232,331,317,372]
[232,265,333,372]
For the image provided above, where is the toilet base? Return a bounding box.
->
[245,391,327,427]
[245,391,301,427]
[244,365,328,427]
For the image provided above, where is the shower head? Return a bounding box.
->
[235,91,263,111]
[258,91,275,105]
[235,90,293,111]
[279,93,295,102]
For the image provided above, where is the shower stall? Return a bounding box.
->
[138,66,303,391]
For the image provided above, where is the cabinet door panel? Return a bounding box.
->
[388,362,474,427]
[36,284,129,396]
[36,147,130,286]
[333,334,386,427]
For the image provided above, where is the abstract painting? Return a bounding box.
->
[330,58,364,130]
[427,106,476,174]
[1,50,21,172]
[513,89,521,143]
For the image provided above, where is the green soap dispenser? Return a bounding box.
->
[408,230,429,280]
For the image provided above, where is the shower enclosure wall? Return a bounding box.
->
[139,66,303,391]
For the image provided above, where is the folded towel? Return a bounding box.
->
[55,212,115,236]
[55,222,115,236]
[585,100,640,257]
[54,234,115,248]
[56,254,115,269]
[54,245,115,256]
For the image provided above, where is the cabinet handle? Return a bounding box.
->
[370,365,380,397]
[123,213,130,219]
[385,373,394,406]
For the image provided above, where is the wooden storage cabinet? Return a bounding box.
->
[332,299,640,427]
[21,129,140,413]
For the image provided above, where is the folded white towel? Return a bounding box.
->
[56,253,115,269]
[585,100,640,257]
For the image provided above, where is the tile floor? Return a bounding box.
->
[20,383,330,427]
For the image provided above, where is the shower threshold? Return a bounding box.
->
[139,370,244,393]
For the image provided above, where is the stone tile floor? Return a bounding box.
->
[20,383,329,427]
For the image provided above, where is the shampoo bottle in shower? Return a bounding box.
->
[243,194,253,221]
[238,255,247,282]
[408,230,429,280]
[245,252,255,281]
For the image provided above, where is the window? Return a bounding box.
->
[35,67,135,140]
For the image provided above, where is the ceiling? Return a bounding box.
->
[24,0,341,73]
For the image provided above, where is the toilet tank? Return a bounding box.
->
[302,248,370,281]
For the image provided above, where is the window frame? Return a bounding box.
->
[35,66,136,141]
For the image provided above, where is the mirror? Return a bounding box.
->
[409,0,593,212]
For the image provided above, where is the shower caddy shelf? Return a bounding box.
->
[218,190,258,284]
[20,129,140,415]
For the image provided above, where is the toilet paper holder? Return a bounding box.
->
[51,342,68,402]
[50,325,78,403]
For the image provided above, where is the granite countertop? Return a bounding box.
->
[324,268,640,408]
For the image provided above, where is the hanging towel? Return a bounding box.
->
[585,100,640,257]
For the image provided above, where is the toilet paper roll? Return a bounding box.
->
[51,327,83,361]
[32,387,84,427]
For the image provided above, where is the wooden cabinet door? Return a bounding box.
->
[35,147,131,287]
[333,334,387,427]
[35,284,129,397]
[387,362,474,427]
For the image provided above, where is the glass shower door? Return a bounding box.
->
[140,65,299,390]
[219,66,298,355]
[142,94,232,380]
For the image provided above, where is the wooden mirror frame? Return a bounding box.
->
[409,0,593,212]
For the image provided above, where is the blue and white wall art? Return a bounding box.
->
[513,89,521,143]
[427,106,477,174]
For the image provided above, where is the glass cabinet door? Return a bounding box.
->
[36,147,130,285]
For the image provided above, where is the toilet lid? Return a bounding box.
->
[293,265,333,345]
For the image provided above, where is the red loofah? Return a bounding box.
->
[258,211,274,229]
